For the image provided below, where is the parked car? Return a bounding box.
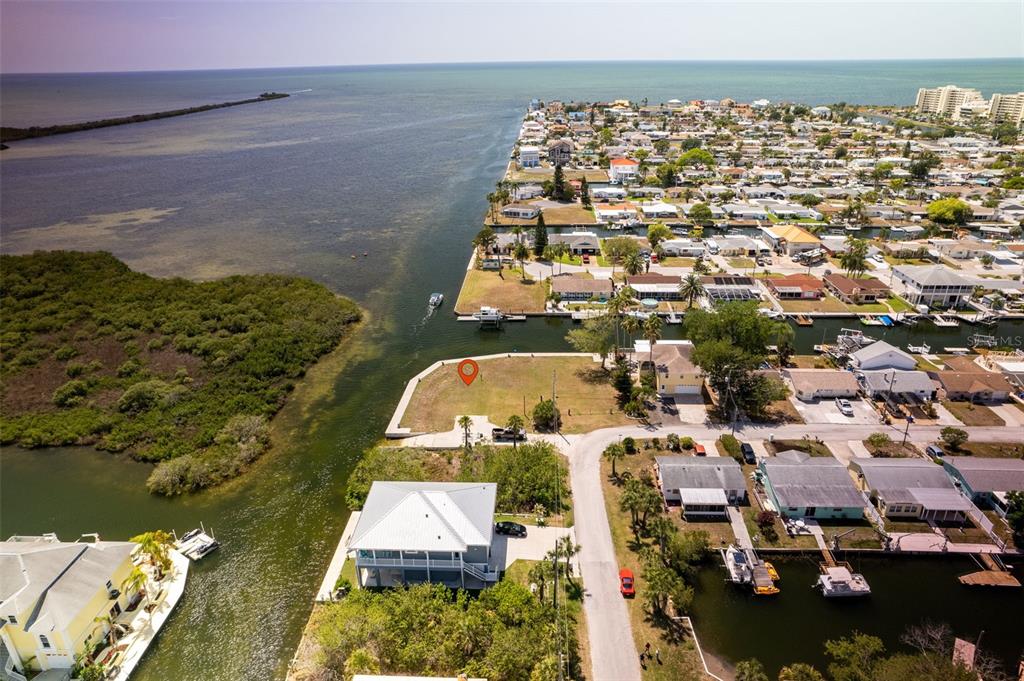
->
[925,445,945,458]
[694,443,707,456]
[581,255,590,264]
[835,398,855,417]
[740,442,756,465]
[619,568,635,598]
[494,521,527,537]
[492,427,525,442]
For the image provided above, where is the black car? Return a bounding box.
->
[740,442,756,464]
[495,521,527,537]
[492,427,526,442]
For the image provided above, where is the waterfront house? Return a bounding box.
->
[758,450,866,520]
[783,369,860,402]
[892,265,974,308]
[608,158,639,183]
[858,369,937,401]
[848,340,917,372]
[591,186,627,201]
[0,536,139,676]
[518,146,540,168]
[700,274,761,302]
[550,274,613,302]
[500,204,540,220]
[822,274,891,304]
[654,457,746,518]
[625,274,682,301]
[633,339,703,396]
[638,202,680,220]
[849,458,972,523]
[764,273,824,300]
[941,457,1024,518]
[594,203,638,222]
[712,235,770,257]
[759,224,821,255]
[659,239,705,257]
[549,231,600,255]
[927,367,1012,403]
[348,482,500,589]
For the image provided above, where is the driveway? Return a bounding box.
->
[491,526,576,571]
[990,403,1024,427]
[661,394,709,424]
[788,396,878,425]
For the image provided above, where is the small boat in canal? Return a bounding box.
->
[428,292,444,308]
[723,545,752,584]
[816,563,871,597]
[175,524,220,561]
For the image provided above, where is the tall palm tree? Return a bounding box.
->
[678,273,706,309]
[513,242,529,280]
[603,442,625,478]
[505,414,525,448]
[622,313,643,348]
[93,614,118,648]
[556,535,581,584]
[623,252,644,276]
[457,415,472,449]
[643,314,663,378]
[840,236,868,278]
[130,530,174,579]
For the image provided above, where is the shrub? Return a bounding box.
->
[940,426,968,451]
[531,399,561,432]
[756,510,779,542]
[65,362,87,378]
[719,434,742,461]
[679,436,695,450]
[866,432,891,450]
[53,379,88,407]
[117,379,173,414]
[667,433,680,451]
[117,359,142,378]
[54,345,78,361]
[651,437,661,450]
[622,436,636,454]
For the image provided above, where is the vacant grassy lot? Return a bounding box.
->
[658,257,696,267]
[727,257,756,269]
[941,401,1006,427]
[543,203,597,224]
[600,451,717,681]
[778,294,850,313]
[401,355,633,434]
[767,438,833,457]
[863,439,921,458]
[454,266,548,314]
[945,441,1024,459]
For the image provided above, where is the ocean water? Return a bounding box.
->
[2,61,1024,680]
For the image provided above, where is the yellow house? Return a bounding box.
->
[760,223,821,255]
[1,536,137,676]
[635,340,704,396]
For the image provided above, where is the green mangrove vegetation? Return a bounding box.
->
[0,92,289,143]
[0,250,361,495]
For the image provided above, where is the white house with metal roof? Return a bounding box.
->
[655,457,747,517]
[347,482,500,589]
[892,265,974,308]
[848,340,917,372]
[941,457,1024,518]
[758,450,866,520]
[849,458,972,523]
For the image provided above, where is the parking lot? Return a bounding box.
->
[788,396,879,425]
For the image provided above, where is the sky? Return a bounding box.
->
[1,0,1022,74]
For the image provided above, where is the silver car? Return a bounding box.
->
[835,398,854,416]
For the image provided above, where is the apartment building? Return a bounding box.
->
[915,85,984,120]
[988,92,1024,126]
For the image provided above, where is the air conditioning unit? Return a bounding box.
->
[107,587,121,600]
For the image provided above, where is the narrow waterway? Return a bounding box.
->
[2,62,1024,679]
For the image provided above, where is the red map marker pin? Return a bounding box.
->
[458,359,479,386]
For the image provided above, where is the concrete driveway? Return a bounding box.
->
[789,396,878,425]
[661,395,709,424]
[491,525,576,571]
[991,404,1024,427]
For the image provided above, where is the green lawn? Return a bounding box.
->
[727,257,756,269]
[767,439,833,457]
[454,264,548,314]
[941,401,1006,427]
[778,294,850,313]
[400,355,633,434]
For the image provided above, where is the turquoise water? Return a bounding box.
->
[2,61,1024,680]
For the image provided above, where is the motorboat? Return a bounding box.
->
[816,564,871,597]
[765,562,780,582]
[723,545,752,584]
[428,292,444,308]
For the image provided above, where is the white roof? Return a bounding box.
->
[678,488,729,505]
[348,482,496,553]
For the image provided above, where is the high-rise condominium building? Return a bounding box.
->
[988,92,1024,126]
[915,85,984,120]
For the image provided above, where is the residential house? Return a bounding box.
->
[625,274,682,301]
[822,274,891,304]
[1,536,140,675]
[892,265,974,308]
[848,341,917,371]
[608,158,639,183]
[764,274,824,300]
[941,457,1024,518]
[927,364,1013,403]
[783,369,860,402]
[594,203,638,222]
[591,186,627,201]
[858,370,937,401]
[519,146,540,168]
[549,231,600,255]
[634,340,703,395]
[849,458,972,523]
[500,204,540,220]
[700,274,761,301]
[659,239,705,257]
[638,202,680,219]
[547,139,573,166]
[758,450,866,520]
[550,274,613,302]
[655,457,747,518]
[348,482,500,589]
[760,224,822,255]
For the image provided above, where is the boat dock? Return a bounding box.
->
[173,524,220,561]
[720,545,780,595]
[793,314,813,326]
[932,314,960,327]
[959,553,1021,587]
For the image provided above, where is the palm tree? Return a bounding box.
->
[777,663,825,681]
[130,530,174,579]
[678,273,706,309]
[528,560,551,602]
[121,566,149,609]
[93,614,118,649]
[603,442,625,478]
[556,535,581,584]
[840,236,868,278]
[643,314,663,378]
[505,414,525,448]
[623,252,644,276]
[510,225,523,245]
[648,515,677,563]
[513,242,530,280]
[622,313,643,348]
[457,415,472,449]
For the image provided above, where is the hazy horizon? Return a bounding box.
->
[2,1,1022,75]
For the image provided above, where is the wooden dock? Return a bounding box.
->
[959,553,1021,587]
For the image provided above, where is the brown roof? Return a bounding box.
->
[784,369,860,393]
[765,273,824,293]
[929,371,1013,395]
[550,275,613,295]
[823,273,890,295]
[627,274,680,285]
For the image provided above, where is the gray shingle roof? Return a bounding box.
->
[851,458,958,505]
[943,457,1024,494]
[762,453,864,508]
[656,457,744,491]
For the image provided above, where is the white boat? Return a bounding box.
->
[932,314,959,327]
[723,545,752,584]
[428,292,444,308]
[175,525,220,561]
[816,564,870,597]
[474,306,504,323]
[906,343,931,354]
[758,308,785,320]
